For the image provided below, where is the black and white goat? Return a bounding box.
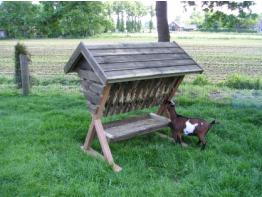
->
[164,100,217,150]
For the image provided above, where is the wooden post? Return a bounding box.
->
[82,84,122,172]
[19,54,30,96]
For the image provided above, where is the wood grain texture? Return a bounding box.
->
[19,55,30,96]
[100,59,195,71]
[95,53,189,64]
[104,65,201,83]
[90,47,184,56]
[85,42,178,50]
[103,76,181,116]
[104,113,170,142]
[65,42,203,83]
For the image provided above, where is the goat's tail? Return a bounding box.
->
[209,120,219,128]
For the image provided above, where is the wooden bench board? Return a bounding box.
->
[104,113,170,142]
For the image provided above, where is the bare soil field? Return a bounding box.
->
[0,32,262,83]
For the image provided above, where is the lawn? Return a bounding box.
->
[0,32,262,196]
[0,84,262,196]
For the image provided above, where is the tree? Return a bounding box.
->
[156,1,170,42]
[0,2,39,38]
[185,1,258,32]
[149,5,155,33]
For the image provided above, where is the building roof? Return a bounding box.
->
[64,42,203,84]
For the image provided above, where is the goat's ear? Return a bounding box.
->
[171,100,176,106]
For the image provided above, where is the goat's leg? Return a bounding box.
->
[172,130,179,143]
[178,132,188,147]
[196,138,201,145]
[199,136,207,150]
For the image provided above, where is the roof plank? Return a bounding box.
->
[95,53,189,64]
[85,42,178,50]
[64,42,203,83]
[105,65,202,83]
[90,47,184,56]
[100,59,196,72]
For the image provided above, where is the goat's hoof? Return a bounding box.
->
[181,142,188,148]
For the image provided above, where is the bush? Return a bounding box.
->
[192,75,209,86]
[0,76,13,85]
[223,74,261,90]
[14,43,31,88]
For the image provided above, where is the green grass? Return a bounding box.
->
[223,74,261,90]
[1,85,262,196]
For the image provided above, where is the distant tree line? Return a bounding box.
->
[187,1,259,32]
[0,1,152,38]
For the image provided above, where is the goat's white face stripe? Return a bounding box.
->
[184,120,198,135]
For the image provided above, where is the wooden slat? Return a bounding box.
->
[82,89,100,105]
[77,69,101,83]
[104,113,170,142]
[79,42,107,84]
[86,100,98,112]
[95,53,189,64]
[91,47,184,56]
[105,65,202,82]
[100,59,195,71]
[85,42,178,50]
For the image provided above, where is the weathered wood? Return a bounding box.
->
[85,42,178,50]
[105,65,201,83]
[91,47,184,56]
[65,42,203,83]
[77,69,101,83]
[101,59,195,72]
[95,53,189,64]
[19,54,30,96]
[64,43,83,73]
[80,43,107,84]
[83,120,96,150]
[78,56,93,71]
[102,77,182,116]
[82,89,100,105]
[86,100,98,112]
[89,83,104,94]
[104,113,170,142]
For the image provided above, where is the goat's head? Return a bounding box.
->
[164,100,176,108]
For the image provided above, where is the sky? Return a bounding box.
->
[143,1,262,23]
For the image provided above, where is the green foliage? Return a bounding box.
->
[0,2,39,38]
[223,74,261,90]
[112,1,147,33]
[0,2,114,38]
[201,11,258,32]
[192,75,209,86]
[14,43,31,88]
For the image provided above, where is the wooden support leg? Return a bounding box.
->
[82,118,122,172]
[81,84,121,172]
[94,119,122,172]
[83,120,96,150]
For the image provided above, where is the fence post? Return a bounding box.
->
[19,54,30,96]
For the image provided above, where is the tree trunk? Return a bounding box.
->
[156,1,170,42]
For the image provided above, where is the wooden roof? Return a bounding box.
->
[64,42,203,84]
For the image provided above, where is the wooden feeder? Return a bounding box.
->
[64,42,203,171]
